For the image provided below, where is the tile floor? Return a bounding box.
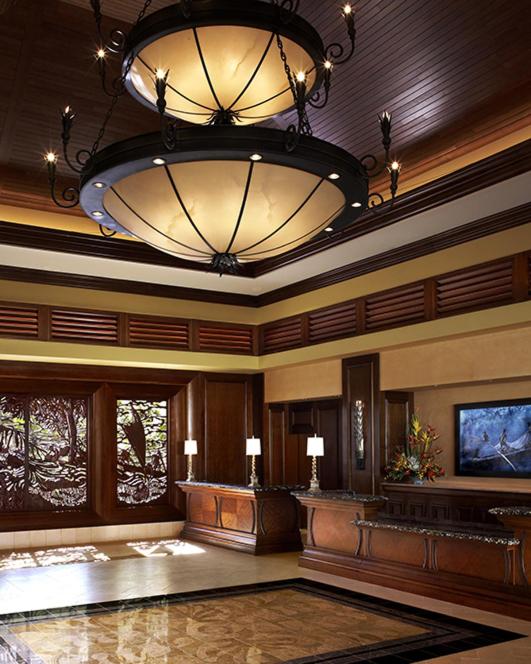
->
[0,539,529,663]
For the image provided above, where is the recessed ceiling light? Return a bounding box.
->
[351,201,362,207]
[92,211,104,218]
[152,157,166,165]
[250,153,262,161]
[328,172,340,180]
[324,226,333,232]
[93,182,106,188]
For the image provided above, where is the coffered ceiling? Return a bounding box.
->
[0,0,530,298]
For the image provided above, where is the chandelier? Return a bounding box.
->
[45,0,401,274]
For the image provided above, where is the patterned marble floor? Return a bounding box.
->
[0,538,529,663]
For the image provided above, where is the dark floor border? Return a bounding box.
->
[0,577,524,664]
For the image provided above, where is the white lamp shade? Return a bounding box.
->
[184,439,198,455]
[307,436,324,457]
[246,437,261,456]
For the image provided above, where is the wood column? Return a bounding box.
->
[342,354,380,493]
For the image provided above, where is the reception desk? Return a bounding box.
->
[293,491,531,619]
[176,481,303,555]
[292,490,388,569]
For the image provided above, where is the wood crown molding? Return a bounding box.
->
[0,199,529,309]
[0,142,529,308]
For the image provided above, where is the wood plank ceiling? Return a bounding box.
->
[0,0,530,243]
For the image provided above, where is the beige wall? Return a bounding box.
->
[264,359,341,402]
[380,324,531,390]
[263,324,531,402]
[414,379,531,490]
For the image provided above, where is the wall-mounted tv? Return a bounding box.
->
[455,398,531,477]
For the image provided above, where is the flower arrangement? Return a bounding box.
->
[385,413,445,483]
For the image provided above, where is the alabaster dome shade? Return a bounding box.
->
[124,1,323,125]
[103,160,343,261]
[79,128,368,265]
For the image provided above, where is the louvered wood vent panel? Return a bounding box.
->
[198,324,253,354]
[129,316,188,349]
[262,318,302,353]
[51,309,119,343]
[365,284,425,331]
[308,301,356,343]
[0,304,39,338]
[528,254,531,295]
[436,260,513,315]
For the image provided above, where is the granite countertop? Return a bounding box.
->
[353,518,520,546]
[176,481,305,493]
[489,506,531,517]
[292,490,387,503]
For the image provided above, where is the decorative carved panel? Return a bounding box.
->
[0,393,88,511]
[116,399,168,506]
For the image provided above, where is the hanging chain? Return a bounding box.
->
[275,32,313,138]
[88,1,152,157]
[90,52,135,156]
[134,0,153,25]
[275,33,297,104]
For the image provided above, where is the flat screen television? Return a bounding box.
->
[455,398,531,477]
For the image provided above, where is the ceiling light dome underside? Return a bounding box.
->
[125,0,324,125]
[80,127,368,263]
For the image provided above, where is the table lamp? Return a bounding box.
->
[184,439,197,481]
[307,435,324,492]
[246,436,261,487]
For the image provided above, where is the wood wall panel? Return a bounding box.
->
[203,375,259,486]
[264,398,342,490]
[381,391,414,471]
[342,355,380,494]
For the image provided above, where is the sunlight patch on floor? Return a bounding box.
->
[0,546,110,570]
[126,539,205,557]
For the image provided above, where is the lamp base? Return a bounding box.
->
[248,473,260,488]
[308,477,321,493]
[186,454,195,482]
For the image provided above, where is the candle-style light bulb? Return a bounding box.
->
[388,160,401,198]
[155,69,169,115]
[296,70,306,83]
[342,2,354,26]
[61,105,76,145]
[324,60,333,70]
[96,47,106,60]
[44,152,58,181]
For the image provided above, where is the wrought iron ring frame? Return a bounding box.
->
[79,125,369,250]
[121,0,326,122]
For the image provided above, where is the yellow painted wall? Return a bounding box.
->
[0,280,258,325]
[413,379,531,491]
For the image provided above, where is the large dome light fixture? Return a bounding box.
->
[46,0,401,274]
[124,1,324,125]
[79,127,368,267]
